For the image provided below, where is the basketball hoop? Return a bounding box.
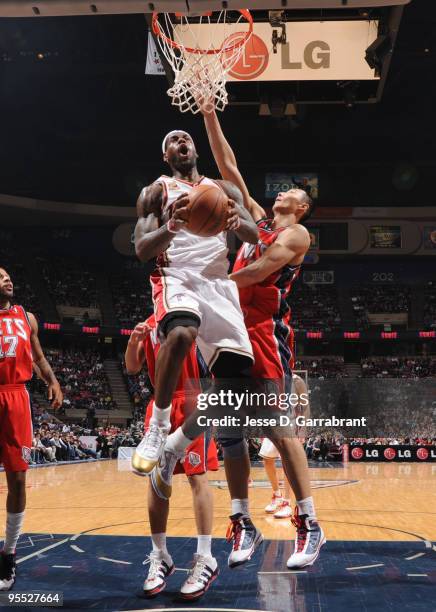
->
[151,10,253,114]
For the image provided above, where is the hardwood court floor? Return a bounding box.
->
[1,460,435,544]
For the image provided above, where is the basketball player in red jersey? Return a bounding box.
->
[125,316,219,600]
[0,268,63,590]
[200,109,325,569]
[133,132,263,568]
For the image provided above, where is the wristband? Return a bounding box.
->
[167,218,179,234]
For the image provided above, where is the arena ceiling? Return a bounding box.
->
[0,0,435,209]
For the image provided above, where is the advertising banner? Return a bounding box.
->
[349,444,436,462]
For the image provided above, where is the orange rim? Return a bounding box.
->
[151,9,253,56]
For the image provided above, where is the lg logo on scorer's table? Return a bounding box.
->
[351,447,364,460]
[417,447,429,461]
[384,448,396,461]
[225,32,331,81]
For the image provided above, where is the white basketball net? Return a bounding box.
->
[152,11,253,114]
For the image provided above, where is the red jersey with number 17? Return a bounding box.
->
[0,305,33,385]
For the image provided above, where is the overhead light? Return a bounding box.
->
[365,34,392,74]
[259,96,271,116]
[284,100,297,116]
[358,8,371,18]
[259,95,297,117]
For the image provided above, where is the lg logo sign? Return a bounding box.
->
[351,447,363,460]
[281,40,330,70]
[384,448,396,461]
[417,448,429,461]
[225,33,331,80]
[226,33,269,80]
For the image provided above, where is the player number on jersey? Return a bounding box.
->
[0,335,18,358]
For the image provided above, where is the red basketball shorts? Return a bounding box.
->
[0,384,33,472]
[144,392,218,476]
[243,306,294,380]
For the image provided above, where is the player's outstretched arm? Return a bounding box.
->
[230,225,310,288]
[134,182,188,262]
[217,180,258,244]
[28,312,63,408]
[202,108,266,222]
[125,322,150,375]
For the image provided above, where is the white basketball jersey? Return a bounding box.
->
[156,175,229,277]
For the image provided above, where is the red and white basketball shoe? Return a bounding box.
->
[143,551,175,597]
[226,513,263,568]
[179,554,219,600]
[274,500,292,519]
[264,493,284,514]
[287,507,326,568]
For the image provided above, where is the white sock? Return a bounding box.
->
[151,532,168,556]
[197,535,212,558]
[231,498,249,517]
[3,512,25,555]
[297,496,316,519]
[165,427,192,455]
[150,403,171,430]
[273,489,281,497]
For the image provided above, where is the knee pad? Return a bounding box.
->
[218,437,248,458]
[159,311,200,337]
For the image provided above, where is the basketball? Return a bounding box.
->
[185,184,229,237]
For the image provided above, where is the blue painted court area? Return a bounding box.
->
[5,534,435,611]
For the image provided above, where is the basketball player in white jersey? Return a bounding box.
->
[133,130,264,568]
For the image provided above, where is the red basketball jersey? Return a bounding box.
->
[143,314,203,393]
[0,305,33,385]
[233,218,301,317]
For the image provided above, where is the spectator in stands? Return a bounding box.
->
[40,256,100,312]
[295,356,347,379]
[305,438,314,459]
[319,438,329,461]
[350,284,410,328]
[38,348,117,411]
[290,284,341,332]
[32,433,56,463]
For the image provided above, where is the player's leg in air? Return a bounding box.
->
[259,439,292,518]
[200,107,325,568]
[130,315,198,475]
[125,320,219,598]
[0,269,63,591]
